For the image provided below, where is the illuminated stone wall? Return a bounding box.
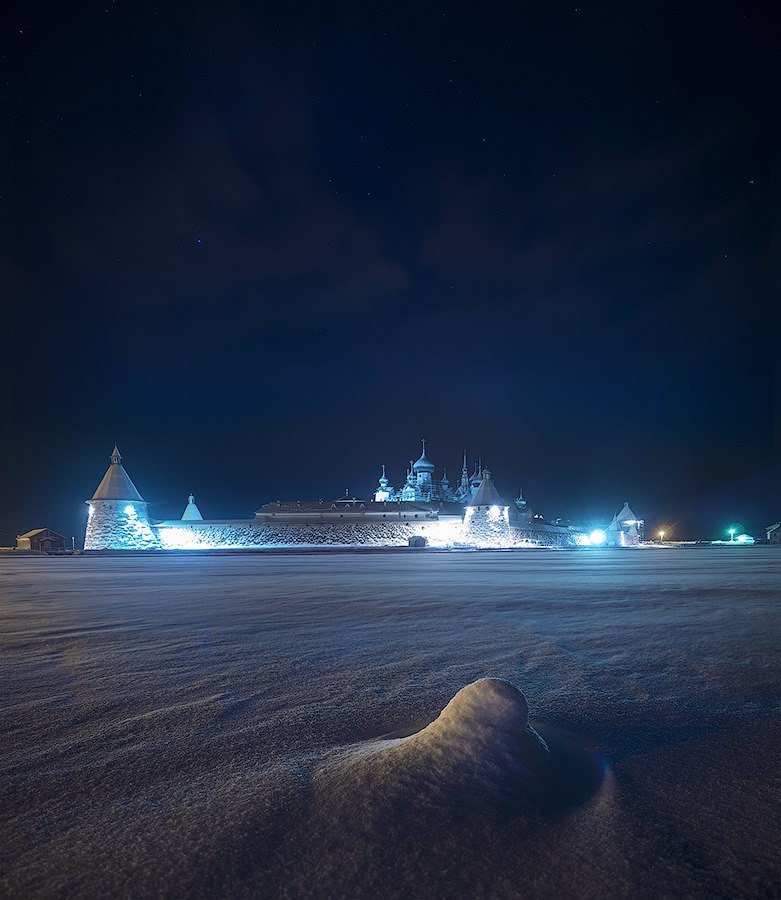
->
[463,506,516,548]
[511,526,572,548]
[156,519,465,550]
[154,518,572,550]
[85,509,574,551]
[85,500,161,550]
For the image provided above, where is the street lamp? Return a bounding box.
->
[658,529,666,542]
[728,528,736,542]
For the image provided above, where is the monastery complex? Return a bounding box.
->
[84,445,644,551]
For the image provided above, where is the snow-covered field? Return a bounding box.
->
[1,549,779,899]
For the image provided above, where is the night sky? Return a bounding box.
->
[5,1,778,545]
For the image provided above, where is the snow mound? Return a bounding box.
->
[394,677,549,769]
[321,679,553,815]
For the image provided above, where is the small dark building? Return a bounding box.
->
[16,529,66,551]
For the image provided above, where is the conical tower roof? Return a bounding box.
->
[90,446,145,501]
[468,469,506,507]
[181,493,203,521]
[616,501,638,523]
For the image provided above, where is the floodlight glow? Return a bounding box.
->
[590,529,606,545]
[736,533,754,544]
[88,504,94,517]
[488,505,502,520]
[424,520,466,548]
[124,505,135,516]
[158,527,221,550]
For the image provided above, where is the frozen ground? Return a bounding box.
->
[1,548,779,899]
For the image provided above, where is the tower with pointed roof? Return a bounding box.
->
[604,501,643,546]
[182,494,203,521]
[84,447,160,550]
[463,468,514,546]
[457,450,471,501]
[469,459,483,496]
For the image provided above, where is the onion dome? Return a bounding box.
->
[412,439,435,473]
[378,464,389,488]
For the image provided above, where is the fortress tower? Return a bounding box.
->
[463,469,512,547]
[84,447,160,550]
[604,501,643,547]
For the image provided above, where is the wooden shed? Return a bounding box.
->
[16,529,66,551]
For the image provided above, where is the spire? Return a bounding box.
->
[182,493,203,521]
[90,446,145,501]
[460,450,471,494]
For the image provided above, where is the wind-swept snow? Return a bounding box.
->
[0,549,779,898]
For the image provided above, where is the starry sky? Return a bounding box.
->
[5,1,778,544]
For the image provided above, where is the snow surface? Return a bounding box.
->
[1,548,779,898]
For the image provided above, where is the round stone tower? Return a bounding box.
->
[84,447,160,550]
[463,469,512,547]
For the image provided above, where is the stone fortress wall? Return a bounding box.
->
[153,518,571,550]
[157,519,462,549]
[82,447,587,551]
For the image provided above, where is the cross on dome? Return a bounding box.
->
[413,438,435,473]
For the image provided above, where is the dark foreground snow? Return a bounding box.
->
[1,549,779,898]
